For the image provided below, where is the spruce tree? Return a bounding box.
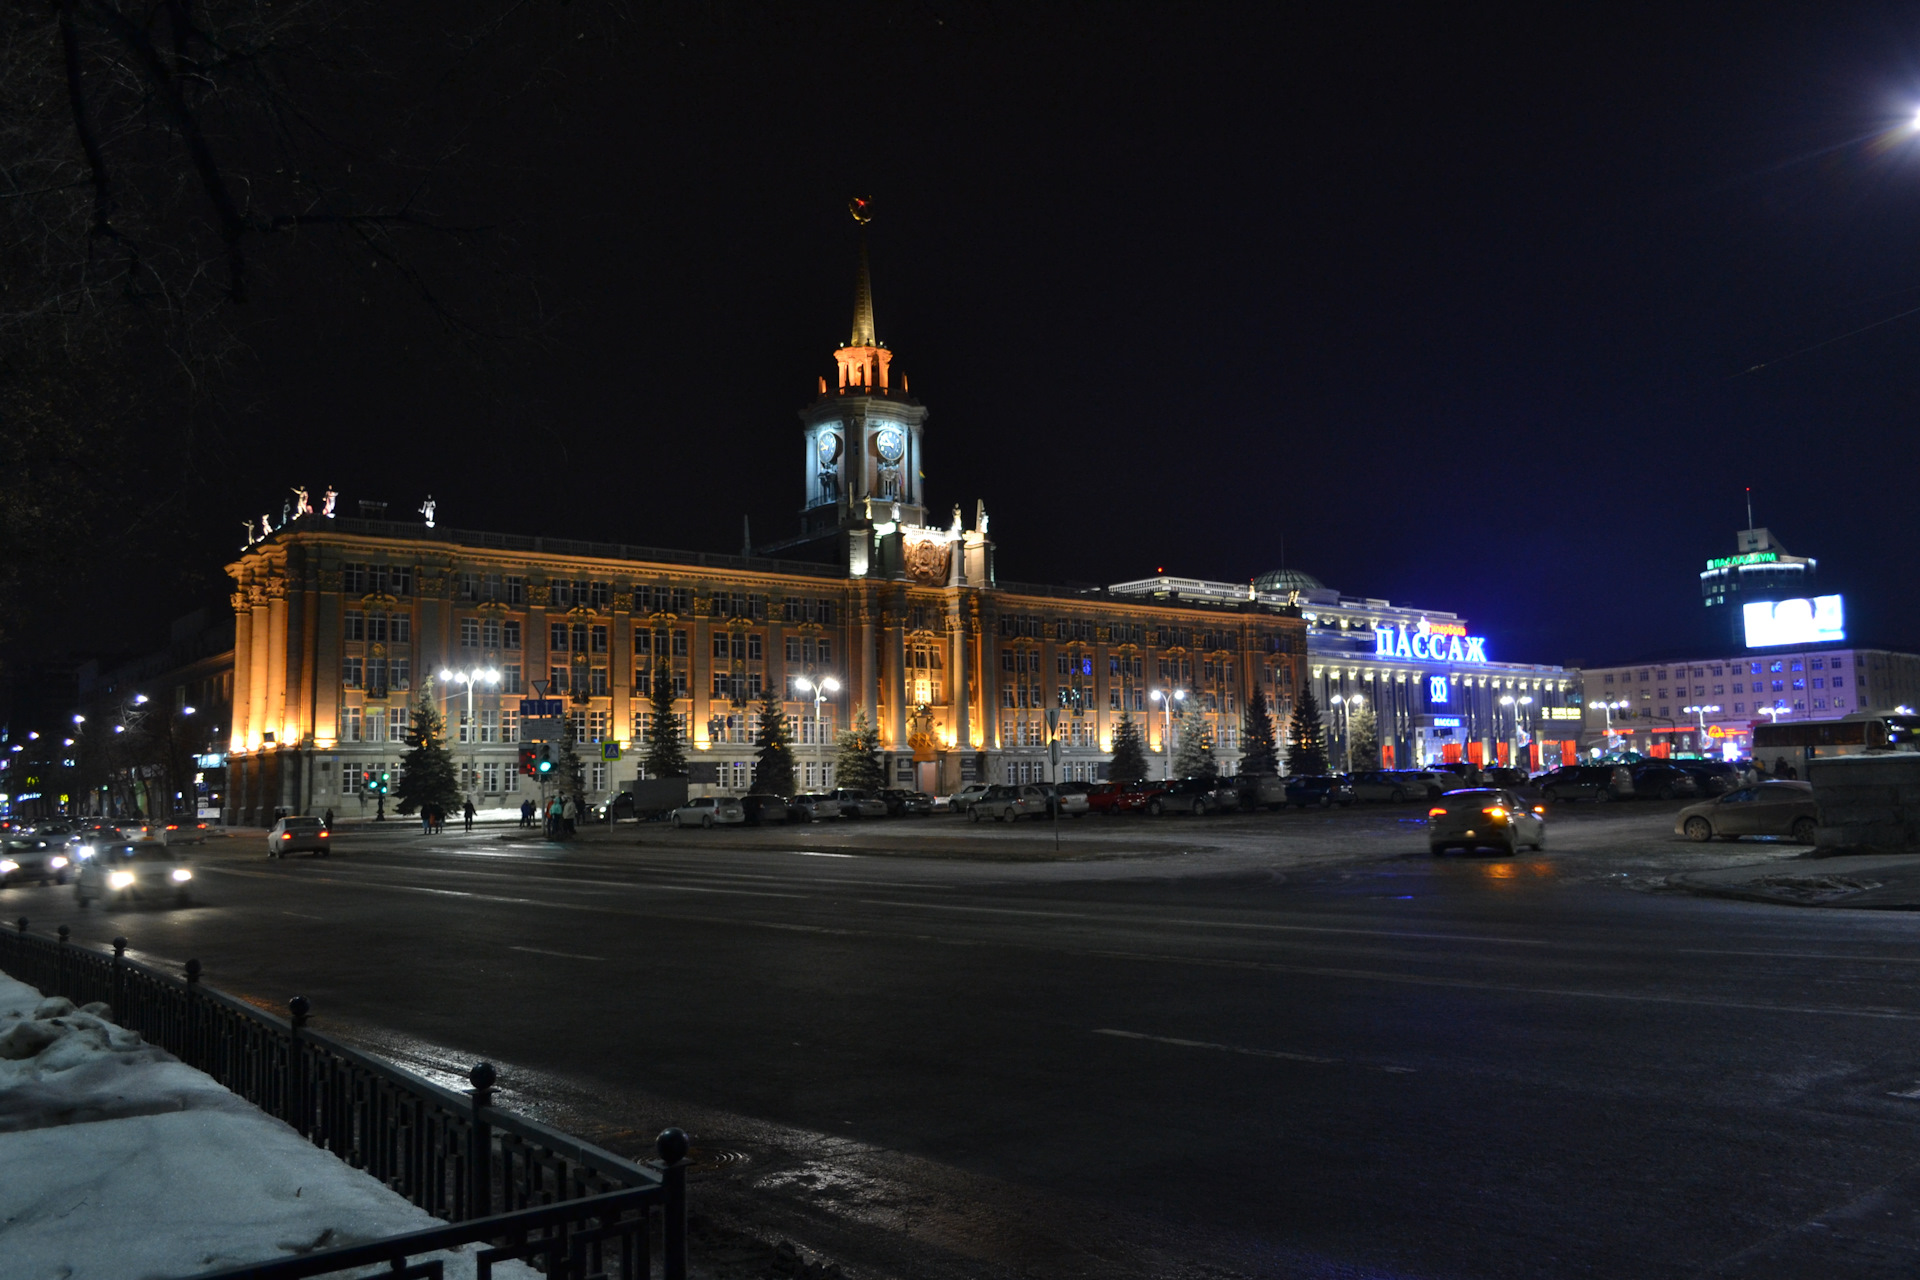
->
[1108,712,1149,783]
[645,661,687,778]
[1347,701,1380,772]
[1172,704,1218,781]
[751,687,797,796]
[557,718,588,805]
[394,691,460,816]
[834,707,885,793]
[1285,686,1329,777]
[1240,685,1279,776]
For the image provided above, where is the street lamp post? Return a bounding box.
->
[1682,704,1722,756]
[1150,688,1187,779]
[438,667,501,804]
[1595,699,1628,753]
[1497,694,1533,769]
[792,676,841,784]
[1329,693,1364,773]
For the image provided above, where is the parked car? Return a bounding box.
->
[1674,780,1817,844]
[266,816,330,857]
[790,793,845,822]
[967,784,1047,822]
[1350,771,1423,803]
[1205,778,1243,813]
[74,842,194,907]
[1285,775,1356,808]
[1673,763,1738,796]
[1434,762,1488,788]
[0,835,75,886]
[1402,770,1462,800]
[1428,788,1547,856]
[669,796,746,828]
[1144,777,1223,816]
[1087,781,1150,815]
[1483,767,1532,789]
[1628,763,1700,801]
[740,793,792,825]
[1234,774,1288,810]
[878,789,935,816]
[832,789,889,818]
[1538,764,1635,803]
[1031,782,1091,817]
[941,783,993,814]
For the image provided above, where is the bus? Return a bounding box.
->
[1753,714,1920,758]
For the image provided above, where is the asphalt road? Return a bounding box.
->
[14,805,1920,1279]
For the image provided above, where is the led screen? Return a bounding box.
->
[1743,595,1845,648]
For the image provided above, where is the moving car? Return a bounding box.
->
[1146,777,1222,816]
[74,843,195,907]
[832,789,889,818]
[1538,764,1634,804]
[670,796,746,827]
[1674,780,1817,844]
[0,835,75,887]
[1285,775,1356,808]
[267,816,331,857]
[790,793,845,822]
[1428,788,1547,856]
[967,785,1047,822]
[1628,763,1700,801]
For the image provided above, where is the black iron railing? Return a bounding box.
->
[0,919,687,1280]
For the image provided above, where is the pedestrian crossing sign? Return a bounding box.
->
[601,741,622,761]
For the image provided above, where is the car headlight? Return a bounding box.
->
[77,844,95,860]
[170,868,192,882]
[109,871,136,889]
[49,856,67,870]
[0,859,16,875]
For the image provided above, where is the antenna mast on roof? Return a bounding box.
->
[1746,487,1753,530]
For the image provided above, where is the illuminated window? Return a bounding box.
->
[389,708,410,743]
[342,656,363,687]
[482,618,501,649]
[479,710,499,743]
[1771,680,1784,692]
[501,711,518,743]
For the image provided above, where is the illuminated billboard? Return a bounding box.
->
[1743,595,1845,648]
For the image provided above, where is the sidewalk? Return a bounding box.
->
[1669,852,1920,908]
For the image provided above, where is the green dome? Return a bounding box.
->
[1252,568,1326,595]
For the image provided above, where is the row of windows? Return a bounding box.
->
[341,657,414,691]
[344,611,413,643]
[1604,655,1860,684]
[342,564,412,596]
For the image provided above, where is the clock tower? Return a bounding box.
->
[796,200,930,541]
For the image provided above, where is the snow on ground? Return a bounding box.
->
[0,971,534,1279]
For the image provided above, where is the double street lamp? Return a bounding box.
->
[1682,703,1722,755]
[1329,692,1365,773]
[792,675,841,751]
[1150,688,1187,778]
[438,667,501,796]
[1498,694,1533,768]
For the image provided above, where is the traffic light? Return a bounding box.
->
[378,770,390,795]
[518,746,537,778]
[536,744,554,776]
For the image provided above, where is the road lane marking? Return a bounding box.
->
[1093,1028,1339,1064]
[510,945,603,962]
[281,910,324,920]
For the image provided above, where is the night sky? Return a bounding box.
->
[170,3,1920,670]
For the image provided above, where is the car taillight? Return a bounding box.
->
[1533,805,1546,814]
[282,833,292,839]
[319,831,328,837]
[1484,806,1508,820]
[1428,807,1447,818]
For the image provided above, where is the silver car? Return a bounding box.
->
[832,789,889,818]
[267,816,331,857]
[1428,788,1547,856]
[790,793,846,822]
[670,796,746,828]
[968,785,1047,822]
[1673,780,1816,844]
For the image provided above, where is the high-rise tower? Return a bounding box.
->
[1701,525,1817,645]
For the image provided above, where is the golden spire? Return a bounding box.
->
[849,197,877,348]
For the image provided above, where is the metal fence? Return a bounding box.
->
[0,918,687,1280]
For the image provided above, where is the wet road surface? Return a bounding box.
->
[15,806,1920,1278]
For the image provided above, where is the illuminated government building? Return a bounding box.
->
[220,228,1323,823]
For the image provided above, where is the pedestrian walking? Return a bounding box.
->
[463,798,476,832]
[520,797,534,828]
[322,807,334,831]
[421,804,432,835]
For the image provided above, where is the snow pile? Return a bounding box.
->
[0,971,533,1279]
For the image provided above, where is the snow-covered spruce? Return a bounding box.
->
[0,972,533,1279]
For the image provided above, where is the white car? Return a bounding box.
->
[941,783,992,814]
[670,796,746,828]
[832,789,889,818]
[790,794,845,821]
[268,816,331,857]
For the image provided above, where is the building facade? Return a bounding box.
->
[1108,571,1581,771]
[220,240,1311,823]
[1578,647,1920,760]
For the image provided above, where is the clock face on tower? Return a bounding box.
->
[816,432,842,467]
[874,425,905,464]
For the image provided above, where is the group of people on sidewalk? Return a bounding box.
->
[525,793,578,838]
[415,799,479,834]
